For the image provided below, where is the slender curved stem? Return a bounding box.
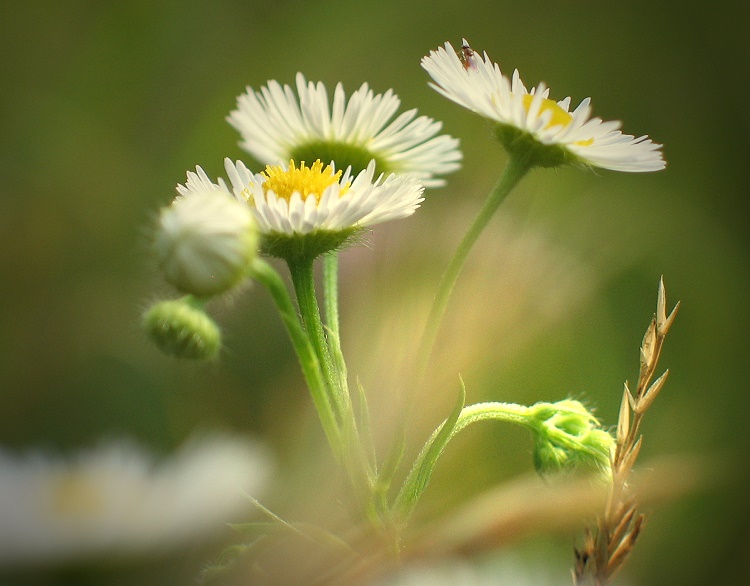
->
[394,401,532,517]
[322,253,341,340]
[290,254,376,513]
[322,253,352,413]
[248,257,341,454]
[417,154,533,374]
[322,253,380,510]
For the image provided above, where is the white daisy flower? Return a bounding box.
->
[224,157,424,260]
[227,73,462,187]
[156,167,258,297]
[422,40,665,172]
[0,435,271,567]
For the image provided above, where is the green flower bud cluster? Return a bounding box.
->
[527,400,614,475]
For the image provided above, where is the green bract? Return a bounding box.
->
[261,228,359,263]
[493,123,583,169]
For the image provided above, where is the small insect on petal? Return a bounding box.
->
[459,38,478,70]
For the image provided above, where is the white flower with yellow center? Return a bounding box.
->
[227,73,462,186]
[0,436,271,566]
[422,40,665,172]
[224,157,424,260]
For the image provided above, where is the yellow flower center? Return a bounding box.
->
[522,94,572,129]
[521,95,594,146]
[51,471,104,516]
[260,160,349,202]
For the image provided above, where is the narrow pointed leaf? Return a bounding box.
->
[395,380,466,516]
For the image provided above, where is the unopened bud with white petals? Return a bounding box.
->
[155,169,258,297]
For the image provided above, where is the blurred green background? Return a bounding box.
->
[1,0,747,584]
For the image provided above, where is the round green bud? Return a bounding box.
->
[155,188,258,297]
[143,298,221,360]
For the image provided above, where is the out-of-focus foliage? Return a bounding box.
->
[0,0,747,583]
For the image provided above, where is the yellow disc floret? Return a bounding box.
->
[261,160,350,202]
[52,471,104,516]
[521,95,593,146]
[522,94,572,129]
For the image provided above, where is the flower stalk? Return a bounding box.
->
[417,153,533,372]
[248,258,341,455]
[395,397,613,520]
[285,253,376,515]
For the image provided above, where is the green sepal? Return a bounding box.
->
[261,228,359,263]
[493,123,584,169]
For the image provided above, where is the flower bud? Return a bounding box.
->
[143,298,221,360]
[527,400,614,475]
[155,187,258,297]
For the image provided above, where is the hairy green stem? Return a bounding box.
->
[417,154,533,373]
[322,253,341,341]
[287,255,344,422]
[288,254,376,515]
[322,253,381,514]
[322,253,352,413]
[249,258,341,453]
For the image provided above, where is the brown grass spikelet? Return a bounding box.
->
[573,277,679,585]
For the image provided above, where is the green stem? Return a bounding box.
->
[287,255,344,423]
[254,256,374,515]
[394,401,532,517]
[322,253,341,341]
[322,253,379,511]
[322,253,351,413]
[417,154,533,373]
[249,258,341,454]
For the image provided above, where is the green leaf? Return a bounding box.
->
[395,379,466,517]
[352,378,375,466]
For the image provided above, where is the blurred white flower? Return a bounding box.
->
[375,554,571,586]
[228,73,462,187]
[0,435,271,567]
